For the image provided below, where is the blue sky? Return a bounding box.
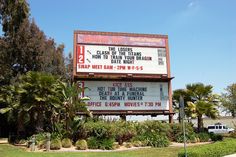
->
[4,0,236,94]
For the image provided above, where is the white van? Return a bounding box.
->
[207,123,234,134]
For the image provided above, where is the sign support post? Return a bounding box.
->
[180,96,187,157]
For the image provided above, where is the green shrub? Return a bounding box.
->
[83,120,115,139]
[50,139,62,150]
[132,140,142,147]
[51,132,62,140]
[34,133,46,144]
[115,121,137,145]
[209,133,223,141]
[178,138,236,157]
[175,133,197,143]
[197,133,210,142]
[87,137,99,149]
[37,140,45,149]
[170,123,195,142]
[146,134,170,147]
[175,134,185,143]
[112,142,120,149]
[131,135,148,146]
[75,139,88,150]
[230,131,236,138]
[61,138,72,148]
[125,142,133,148]
[137,121,171,138]
[87,137,115,150]
[100,138,115,150]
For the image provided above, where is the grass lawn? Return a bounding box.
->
[0,144,181,157]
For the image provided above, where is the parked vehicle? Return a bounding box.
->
[207,123,234,134]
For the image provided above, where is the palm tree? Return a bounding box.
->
[173,83,219,132]
[19,71,62,133]
[0,85,25,136]
[0,71,62,134]
[172,89,192,122]
[185,83,219,132]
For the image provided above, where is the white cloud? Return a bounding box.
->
[188,2,194,8]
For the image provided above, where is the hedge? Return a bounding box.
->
[178,138,236,157]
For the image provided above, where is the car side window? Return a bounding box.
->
[219,126,222,129]
[208,126,214,129]
[216,125,219,129]
[223,126,226,129]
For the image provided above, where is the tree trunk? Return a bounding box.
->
[35,110,44,133]
[197,115,203,132]
[17,112,25,137]
[231,110,235,118]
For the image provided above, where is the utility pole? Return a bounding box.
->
[180,96,187,157]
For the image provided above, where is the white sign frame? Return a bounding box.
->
[76,45,167,75]
[80,81,169,111]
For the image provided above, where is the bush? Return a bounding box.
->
[112,142,120,149]
[131,135,148,146]
[175,133,197,143]
[197,133,210,142]
[50,139,62,150]
[83,120,115,139]
[115,121,137,145]
[125,142,133,148]
[230,131,236,138]
[37,140,45,149]
[170,123,195,142]
[75,139,88,150]
[137,121,171,138]
[209,133,223,141]
[34,133,46,144]
[178,138,236,157]
[61,138,72,148]
[87,137,99,149]
[100,138,115,150]
[51,132,62,140]
[132,140,142,147]
[87,137,115,150]
[145,134,170,147]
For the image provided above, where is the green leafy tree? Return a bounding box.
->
[0,0,29,37]
[0,85,23,135]
[186,83,219,132]
[172,89,192,122]
[18,71,62,133]
[0,71,62,134]
[173,83,219,132]
[65,52,73,81]
[221,83,236,117]
[0,0,66,85]
[1,19,66,79]
[0,72,91,137]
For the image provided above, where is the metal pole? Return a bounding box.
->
[180,96,187,157]
[183,117,187,157]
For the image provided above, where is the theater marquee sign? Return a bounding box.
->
[76,45,167,74]
[79,81,169,111]
[73,31,173,120]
